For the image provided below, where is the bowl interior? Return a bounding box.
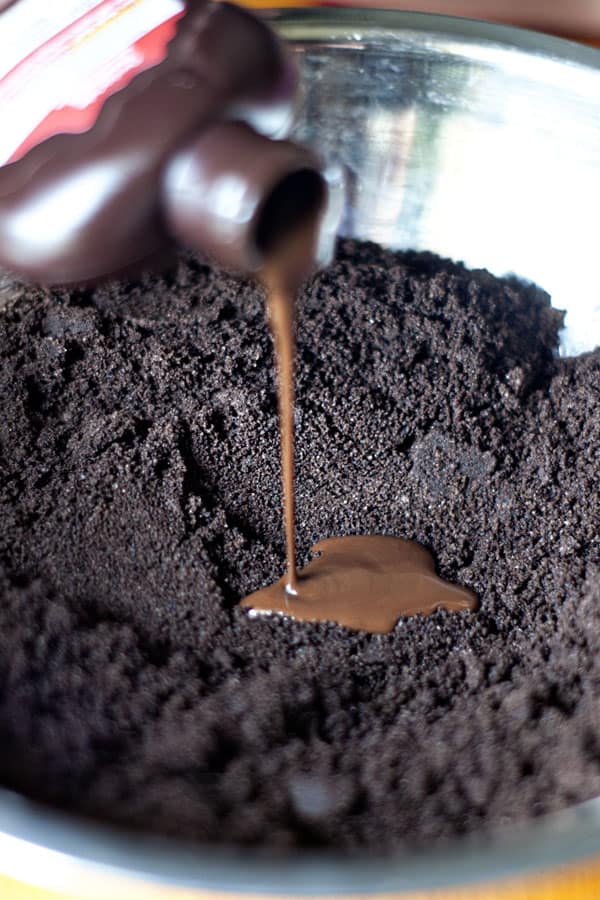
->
[278,8,600,355]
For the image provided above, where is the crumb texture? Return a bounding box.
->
[0,240,599,851]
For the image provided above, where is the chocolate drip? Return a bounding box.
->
[242,213,478,633]
[260,200,324,593]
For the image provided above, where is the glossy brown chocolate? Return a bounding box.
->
[242,535,478,633]
[260,209,324,595]
[243,207,477,634]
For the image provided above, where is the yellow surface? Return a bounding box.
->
[3,857,600,900]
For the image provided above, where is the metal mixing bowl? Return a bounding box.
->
[1,9,600,898]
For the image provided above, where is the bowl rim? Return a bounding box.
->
[267,4,600,68]
[1,7,599,895]
[2,786,600,894]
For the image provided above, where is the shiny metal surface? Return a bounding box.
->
[278,8,600,355]
[1,10,600,897]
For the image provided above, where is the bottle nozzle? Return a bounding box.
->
[162,121,339,273]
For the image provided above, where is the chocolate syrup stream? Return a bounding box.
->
[244,216,478,633]
[262,220,319,596]
[247,215,478,633]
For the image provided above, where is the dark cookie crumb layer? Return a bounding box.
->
[0,240,599,851]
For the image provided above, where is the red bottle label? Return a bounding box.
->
[0,0,185,166]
